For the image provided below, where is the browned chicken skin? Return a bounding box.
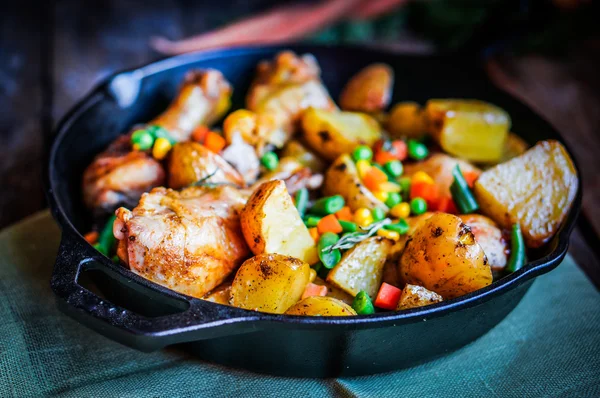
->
[114,185,250,298]
[82,69,232,213]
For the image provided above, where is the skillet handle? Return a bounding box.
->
[51,230,258,352]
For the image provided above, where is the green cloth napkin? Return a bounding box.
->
[1,212,599,397]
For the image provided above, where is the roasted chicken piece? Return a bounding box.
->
[83,69,232,213]
[460,214,508,271]
[224,51,336,155]
[82,135,166,213]
[114,185,250,298]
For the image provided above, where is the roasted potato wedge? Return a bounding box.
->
[202,281,232,306]
[281,140,327,173]
[474,140,578,248]
[313,277,354,304]
[284,296,357,316]
[168,141,245,189]
[339,63,394,113]
[323,154,388,212]
[302,108,382,161]
[396,284,443,310]
[230,253,310,314]
[399,213,492,299]
[387,102,428,138]
[425,99,510,163]
[240,180,318,264]
[460,214,508,271]
[327,237,393,299]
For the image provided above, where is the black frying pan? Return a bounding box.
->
[46,44,581,377]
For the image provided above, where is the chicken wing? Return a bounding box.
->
[113,185,250,298]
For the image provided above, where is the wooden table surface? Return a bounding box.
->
[2,1,598,287]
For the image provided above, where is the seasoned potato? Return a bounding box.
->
[460,214,508,271]
[284,296,357,316]
[202,281,232,306]
[396,284,443,310]
[302,108,382,161]
[168,141,244,189]
[240,180,318,264]
[323,154,388,212]
[387,102,428,138]
[281,140,327,173]
[501,132,529,161]
[399,213,492,299]
[339,63,394,113]
[313,277,354,304]
[230,253,310,314]
[327,237,393,299]
[425,99,510,163]
[474,140,578,248]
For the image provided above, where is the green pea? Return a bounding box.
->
[410,197,428,215]
[147,125,176,144]
[261,152,279,171]
[384,160,403,178]
[371,207,386,222]
[352,145,373,162]
[385,192,402,208]
[399,177,411,200]
[131,129,155,150]
[352,291,375,315]
[408,139,429,160]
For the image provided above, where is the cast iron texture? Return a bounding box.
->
[47,44,581,377]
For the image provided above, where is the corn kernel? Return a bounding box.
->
[309,268,317,283]
[391,202,411,219]
[356,160,371,179]
[354,208,373,228]
[377,228,400,241]
[412,171,434,185]
[373,190,389,203]
[152,137,172,160]
[378,181,402,193]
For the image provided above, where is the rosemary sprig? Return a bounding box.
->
[321,218,391,253]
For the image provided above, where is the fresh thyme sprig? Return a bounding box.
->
[321,218,391,253]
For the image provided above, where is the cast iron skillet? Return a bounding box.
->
[47,44,581,378]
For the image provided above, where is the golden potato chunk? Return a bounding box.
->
[425,99,510,162]
[474,140,578,248]
[460,214,508,271]
[230,253,310,314]
[302,108,382,161]
[339,63,394,113]
[240,180,318,264]
[323,154,388,212]
[284,296,357,316]
[202,281,232,306]
[396,284,443,310]
[280,139,327,173]
[312,277,354,304]
[327,237,393,299]
[387,102,428,138]
[399,213,492,299]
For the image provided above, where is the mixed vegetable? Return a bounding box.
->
[82,51,579,317]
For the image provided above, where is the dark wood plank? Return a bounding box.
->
[0,4,45,227]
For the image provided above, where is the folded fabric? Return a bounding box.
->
[0,212,598,397]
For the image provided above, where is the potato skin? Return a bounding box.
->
[168,141,244,189]
[387,102,428,138]
[396,284,443,310]
[280,140,327,173]
[339,63,394,113]
[302,108,382,161]
[312,277,354,304]
[474,140,578,248]
[284,296,357,316]
[202,281,232,306]
[327,237,393,299]
[399,213,492,299]
[240,180,318,264]
[230,253,310,314]
[323,154,388,212]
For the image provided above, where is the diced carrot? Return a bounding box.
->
[204,131,226,153]
[309,227,320,243]
[462,171,479,188]
[410,181,439,206]
[391,140,407,161]
[84,231,99,244]
[335,206,353,221]
[191,125,209,143]
[436,196,458,214]
[374,150,397,165]
[374,283,402,310]
[317,214,343,234]
[363,167,388,191]
[301,283,328,299]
